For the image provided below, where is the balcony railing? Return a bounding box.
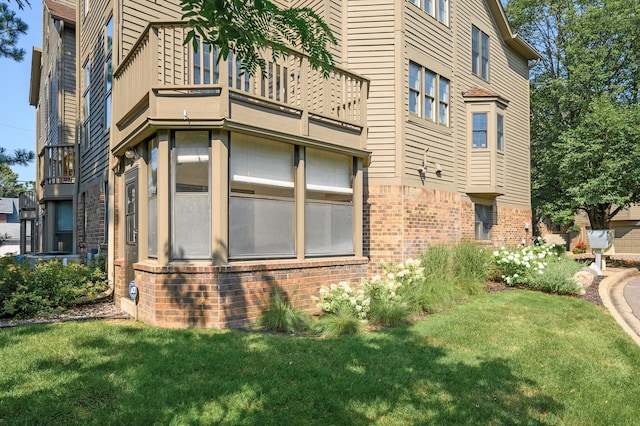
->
[42,144,75,185]
[113,22,368,135]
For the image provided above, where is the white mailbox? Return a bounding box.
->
[586,230,614,249]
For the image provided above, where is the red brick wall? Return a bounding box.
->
[77,182,106,256]
[114,258,368,329]
[365,184,531,273]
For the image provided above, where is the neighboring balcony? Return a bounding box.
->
[19,191,37,221]
[112,22,369,154]
[39,144,75,201]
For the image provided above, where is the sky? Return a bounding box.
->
[1,0,42,183]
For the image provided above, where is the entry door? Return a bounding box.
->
[124,170,138,286]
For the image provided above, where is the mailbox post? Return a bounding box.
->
[586,230,614,271]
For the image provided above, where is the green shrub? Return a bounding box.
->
[314,305,363,337]
[1,258,109,319]
[526,256,582,295]
[258,292,312,334]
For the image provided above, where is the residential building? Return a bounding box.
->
[0,198,20,256]
[28,0,77,254]
[30,0,539,328]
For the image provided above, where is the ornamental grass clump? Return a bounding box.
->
[258,291,312,334]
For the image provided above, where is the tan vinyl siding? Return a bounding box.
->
[347,0,396,178]
[61,26,76,146]
[120,0,181,59]
[291,0,342,61]
[403,3,456,188]
[452,0,531,208]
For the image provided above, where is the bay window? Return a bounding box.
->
[305,148,354,256]
[229,138,295,259]
[172,131,211,259]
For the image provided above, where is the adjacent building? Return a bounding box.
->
[30,0,539,328]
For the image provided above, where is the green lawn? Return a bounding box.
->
[2,290,639,425]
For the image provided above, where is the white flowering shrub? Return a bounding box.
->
[313,281,371,320]
[314,258,424,322]
[493,243,561,286]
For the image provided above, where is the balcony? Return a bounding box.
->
[39,144,75,201]
[19,191,37,221]
[112,22,369,154]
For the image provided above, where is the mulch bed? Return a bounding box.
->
[0,296,130,328]
[485,275,604,306]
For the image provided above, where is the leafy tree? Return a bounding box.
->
[0,1,28,61]
[180,0,336,77]
[0,164,33,197]
[505,0,640,230]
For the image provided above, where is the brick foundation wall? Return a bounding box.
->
[114,258,368,329]
[365,184,531,273]
[77,182,106,256]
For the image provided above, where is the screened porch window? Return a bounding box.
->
[172,131,211,259]
[148,139,158,257]
[229,138,295,259]
[305,148,354,256]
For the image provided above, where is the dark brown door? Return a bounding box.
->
[124,170,138,286]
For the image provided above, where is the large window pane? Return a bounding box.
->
[148,139,158,257]
[230,197,294,258]
[425,70,435,121]
[497,113,504,151]
[472,112,488,148]
[230,139,295,259]
[475,204,492,240]
[306,148,353,256]
[409,62,421,115]
[175,131,209,192]
[172,131,210,259]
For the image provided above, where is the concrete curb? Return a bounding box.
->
[598,268,640,347]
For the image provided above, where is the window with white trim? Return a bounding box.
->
[409,62,450,126]
[229,138,295,259]
[472,26,490,80]
[305,148,354,256]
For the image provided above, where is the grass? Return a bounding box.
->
[2,291,640,425]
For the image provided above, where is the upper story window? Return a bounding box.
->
[104,16,113,131]
[472,26,490,80]
[82,60,91,149]
[409,61,450,126]
[497,113,504,151]
[408,0,449,26]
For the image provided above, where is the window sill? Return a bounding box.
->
[132,256,369,274]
